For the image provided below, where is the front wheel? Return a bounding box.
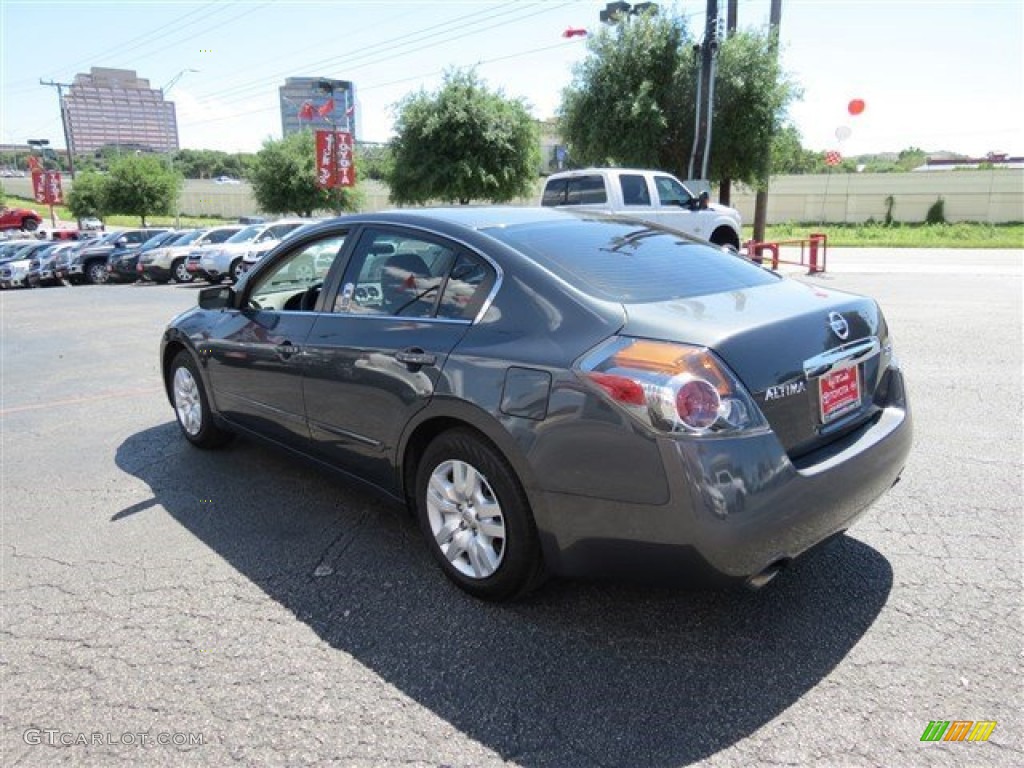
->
[710,228,740,251]
[169,350,232,448]
[229,258,244,283]
[22,218,39,232]
[85,261,108,284]
[415,429,544,600]
[172,258,193,283]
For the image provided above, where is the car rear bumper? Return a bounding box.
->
[532,367,912,584]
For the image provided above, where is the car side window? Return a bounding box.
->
[620,174,651,206]
[654,176,692,207]
[333,229,455,318]
[437,253,495,321]
[248,235,347,312]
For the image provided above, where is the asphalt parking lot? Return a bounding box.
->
[2,249,1021,767]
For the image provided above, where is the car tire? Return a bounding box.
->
[415,429,544,600]
[22,218,39,232]
[172,258,193,283]
[169,350,232,449]
[710,228,740,251]
[229,258,243,283]
[85,261,108,284]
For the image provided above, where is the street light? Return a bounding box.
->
[599,2,657,23]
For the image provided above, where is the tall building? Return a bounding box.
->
[65,67,179,154]
[279,77,356,138]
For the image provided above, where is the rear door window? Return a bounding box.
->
[542,176,608,206]
[620,174,651,206]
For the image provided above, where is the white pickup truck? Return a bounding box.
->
[540,168,742,249]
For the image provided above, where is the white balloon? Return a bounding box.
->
[835,125,852,142]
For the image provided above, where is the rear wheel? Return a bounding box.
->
[172,258,193,283]
[169,350,232,448]
[415,429,544,600]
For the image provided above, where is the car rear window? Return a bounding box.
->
[541,175,608,206]
[485,217,777,303]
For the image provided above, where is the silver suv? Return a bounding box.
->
[198,219,309,283]
[137,226,242,284]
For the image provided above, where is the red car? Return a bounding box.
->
[0,206,42,232]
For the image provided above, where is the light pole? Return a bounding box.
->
[162,69,197,226]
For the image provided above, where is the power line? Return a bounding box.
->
[179,37,584,134]
[5,1,230,94]
[195,2,563,107]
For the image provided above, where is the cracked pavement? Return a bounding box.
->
[1,250,1021,766]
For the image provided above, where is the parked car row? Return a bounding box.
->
[0,219,317,289]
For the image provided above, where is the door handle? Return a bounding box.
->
[395,348,436,367]
[275,342,300,359]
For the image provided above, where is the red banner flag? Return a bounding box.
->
[315,130,337,189]
[31,170,46,203]
[317,98,335,119]
[336,131,354,188]
[31,170,63,204]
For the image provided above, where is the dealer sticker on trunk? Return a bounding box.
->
[819,365,861,423]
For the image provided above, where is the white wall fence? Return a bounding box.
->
[728,170,1023,224]
[5,170,1022,224]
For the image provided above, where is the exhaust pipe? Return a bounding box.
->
[745,559,790,590]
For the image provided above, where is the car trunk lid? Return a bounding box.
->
[620,279,890,457]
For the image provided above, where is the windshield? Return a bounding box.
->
[141,231,174,249]
[226,225,262,243]
[170,230,202,246]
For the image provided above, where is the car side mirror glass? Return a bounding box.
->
[198,285,234,310]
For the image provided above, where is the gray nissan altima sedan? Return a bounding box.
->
[160,207,912,600]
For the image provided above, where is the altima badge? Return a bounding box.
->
[829,311,850,340]
[764,381,807,401]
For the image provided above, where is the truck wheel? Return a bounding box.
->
[85,261,108,284]
[710,228,740,251]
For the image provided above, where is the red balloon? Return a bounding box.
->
[848,99,866,116]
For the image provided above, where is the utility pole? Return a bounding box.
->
[752,0,782,243]
[40,79,76,179]
[718,0,739,204]
[687,0,719,182]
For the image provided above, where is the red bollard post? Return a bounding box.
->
[808,233,827,274]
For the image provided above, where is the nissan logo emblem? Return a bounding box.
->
[829,311,850,340]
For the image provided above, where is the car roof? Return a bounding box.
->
[329,206,582,232]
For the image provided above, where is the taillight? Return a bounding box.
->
[578,337,765,436]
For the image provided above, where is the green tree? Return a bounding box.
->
[66,171,110,219]
[559,11,796,188]
[771,124,822,174]
[356,143,392,182]
[104,155,182,226]
[387,68,540,205]
[250,131,361,217]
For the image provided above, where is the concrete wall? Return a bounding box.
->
[727,170,1024,224]
[5,170,1022,224]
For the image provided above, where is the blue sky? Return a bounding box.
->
[1,0,1021,158]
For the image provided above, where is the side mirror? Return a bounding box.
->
[116,237,128,247]
[198,285,235,310]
